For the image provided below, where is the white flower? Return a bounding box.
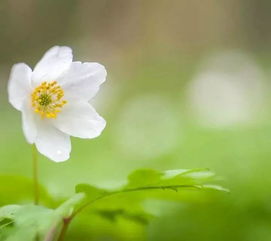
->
[8,46,107,162]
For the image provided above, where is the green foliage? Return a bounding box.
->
[0,205,56,241]
[0,194,85,241]
[75,168,227,224]
[0,205,19,233]
[0,169,226,241]
[75,184,108,203]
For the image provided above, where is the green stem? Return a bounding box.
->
[72,184,200,220]
[32,145,39,205]
[56,184,200,240]
[57,218,71,241]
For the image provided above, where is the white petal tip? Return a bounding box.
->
[80,117,107,139]
[46,150,70,163]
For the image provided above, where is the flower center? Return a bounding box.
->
[31,81,67,119]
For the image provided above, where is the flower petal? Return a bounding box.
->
[8,63,32,111]
[59,62,106,101]
[35,121,71,162]
[21,101,37,144]
[53,101,106,139]
[32,46,73,86]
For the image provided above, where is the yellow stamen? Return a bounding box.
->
[31,81,67,119]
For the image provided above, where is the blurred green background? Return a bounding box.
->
[1,0,271,240]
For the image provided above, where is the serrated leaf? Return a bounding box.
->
[127,169,162,188]
[75,168,227,224]
[164,169,216,181]
[0,194,86,241]
[124,168,216,190]
[162,168,210,179]
[0,205,57,241]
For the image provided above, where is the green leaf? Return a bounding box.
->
[0,168,225,240]
[75,184,108,203]
[0,194,86,241]
[127,169,162,188]
[0,218,14,230]
[0,205,21,221]
[75,168,227,223]
[0,205,57,241]
[201,184,229,192]
[124,168,220,191]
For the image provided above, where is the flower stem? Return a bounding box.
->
[32,145,39,205]
[56,184,200,240]
[57,218,71,241]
